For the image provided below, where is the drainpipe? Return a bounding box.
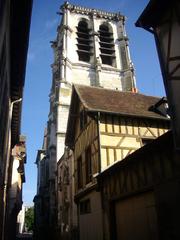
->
[2,98,22,240]
[97,112,101,173]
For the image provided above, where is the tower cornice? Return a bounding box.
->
[60,2,125,21]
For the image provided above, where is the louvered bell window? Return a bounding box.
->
[76,21,93,62]
[99,24,115,66]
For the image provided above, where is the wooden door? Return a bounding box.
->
[115,191,159,240]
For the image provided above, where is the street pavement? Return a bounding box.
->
[16,233,33,240]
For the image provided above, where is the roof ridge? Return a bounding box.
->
[73,83,162,99]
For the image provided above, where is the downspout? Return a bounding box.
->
[97,112,101,173]
[2,98,22,240]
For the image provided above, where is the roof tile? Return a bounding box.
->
[74,84,168,120]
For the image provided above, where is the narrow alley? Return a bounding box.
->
[1,1,180,240]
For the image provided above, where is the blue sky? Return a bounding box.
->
[22,0,165,205]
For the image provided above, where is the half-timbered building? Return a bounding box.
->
[97,130,180,240]
[65,84,170,240]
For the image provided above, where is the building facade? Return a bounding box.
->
[17,205,26,234]
[51,2,136,162]
[6,136,26,240]
[57,148,77,239]
[65,84,170,240]
[38,2,137,238]
[97,130,180,240]
[33,129,50,240]
[0,1,32,239]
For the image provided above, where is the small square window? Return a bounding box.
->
[80,199,91,214]
[142,138,153,146]
[77,156,83,189]
[80,110,87,130]
[85,146,92,184]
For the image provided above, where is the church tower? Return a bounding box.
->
[34,2,137,238]
[50,1,136,161]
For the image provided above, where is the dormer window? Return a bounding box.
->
[99,23,116,66]
[76,20,93,62]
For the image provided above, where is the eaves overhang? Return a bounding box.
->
[135,0,172,30]
[10,0,33,146]
[85,108,170,121]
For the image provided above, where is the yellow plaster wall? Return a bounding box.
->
[100,114,170,171]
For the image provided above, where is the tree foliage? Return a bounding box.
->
[25,207,34,232]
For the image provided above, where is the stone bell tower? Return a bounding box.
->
[49,1,137,161]
[40,2,137,236]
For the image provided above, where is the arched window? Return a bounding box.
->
[76,20,93,62]
[99,24,115,66]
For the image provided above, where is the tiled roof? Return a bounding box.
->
[74,84,168,120]
[65,84,169,148]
